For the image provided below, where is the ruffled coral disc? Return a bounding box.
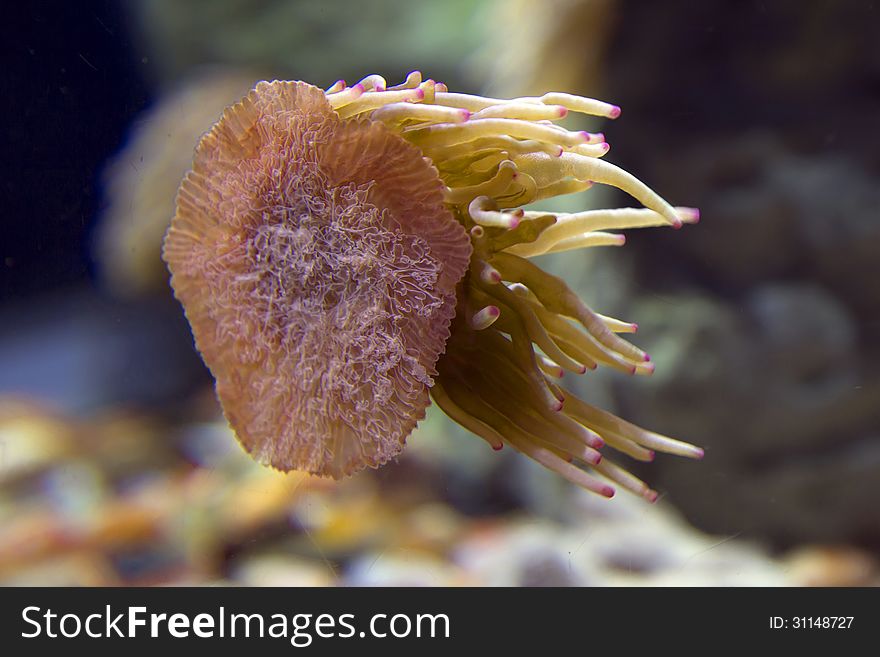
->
[163,81,471,478]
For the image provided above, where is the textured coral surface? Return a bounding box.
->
[164,81,470,477]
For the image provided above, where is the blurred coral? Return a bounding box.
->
[96,71,257,296]
[0,401,319,585]
[0,399,789,586]
[476,0,617,97]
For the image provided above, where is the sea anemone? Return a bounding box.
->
[163,71,703,500]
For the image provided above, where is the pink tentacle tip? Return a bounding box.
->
[552,399,564,412]
[694,447,706,460]
[588,452,602,466]
[616,234,626,246]
[631,323,639,333]
[459,109,471,121]
[600,485,616,498]
[492,443,504,451]
[644,489,659,504]
[608,105,621,119]
[643,362,655,375]
[352,83,365,92]
[554,146,564,157]
[578,364,588,374]
[557,106,569,118]
[671,217,684,230]
[646,450,656,462]
[643,353,651,362]
[507,217,521,229]
[600,142,610,153]
[413,88,426,100]
[487,306,500,317]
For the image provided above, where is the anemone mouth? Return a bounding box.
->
[163,81,471,478]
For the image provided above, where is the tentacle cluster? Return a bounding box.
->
[326,71,703,500]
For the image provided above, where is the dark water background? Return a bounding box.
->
[4,1,150,300]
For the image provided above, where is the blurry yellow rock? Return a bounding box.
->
[397,503,467,554]
[0,400,75,482]
[0,552,119,586]
[219,469,316,537]
[291,478,398,556]
[87,411,174,474]
[231,554,336,587]
[784,545,880,587]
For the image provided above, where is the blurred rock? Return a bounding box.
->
[232,554,336,587]
[0,400,76,482]
[587,0,880,548]
[345,551,468,587]
[746,283,858,422]
[783,545,880,587]
[96,70,257,297]
[1,553,120,587]
[771,157,880,323]
[574,491,789,586]
[617,283,880,544]
[617,293,754,451]
[0,407,317,585]
[453,519,593,586]
[0,400,796,586]
[649,149,880,323]
[451,491,789,586]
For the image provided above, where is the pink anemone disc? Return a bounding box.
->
[163,81,472,478]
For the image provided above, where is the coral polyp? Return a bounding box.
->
[163,71,703,500]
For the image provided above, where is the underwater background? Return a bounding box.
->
[2,0,879,585]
